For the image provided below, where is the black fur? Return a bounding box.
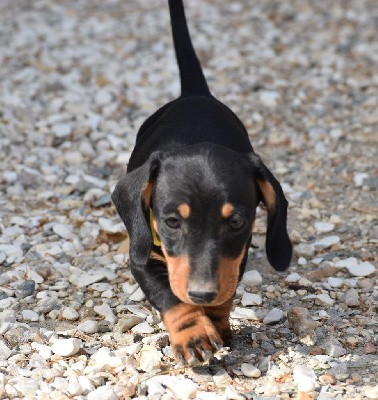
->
[112,0,292,316]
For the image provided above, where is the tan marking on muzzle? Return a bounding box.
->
[177,203,190,219]
[221,203,234,219]
[161,245,191,303]
[212,245,247,306]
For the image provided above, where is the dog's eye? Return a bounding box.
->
[165,217,181,229]
[229,215,244,230]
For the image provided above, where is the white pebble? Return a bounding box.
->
[263,308,284,325]
[62,307,79,320]
[161,376,197,399]
[0,341,12,360]
[22,310,39,322]
[241,292,262,306]
[51,338,82,357]
[353,172,369,187]
[293,365,318,393]
[230,307,263,321]
[346,261,375,277]
[240,363,261,378]
[298,257,307,265]
[131,321,154,334]
[285,272,301,283]
[327,277,343,288]
[53,223,74,240]
[316,293,335,306]
[313,235,340,250]
[314,221,335,233]
[87,385,118,400]
[94,303,117,325]
[129,287,146,302]
[137,345,161,372]
[335,257,358,269]
[240,270,262,287]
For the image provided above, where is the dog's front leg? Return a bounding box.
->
[130,258,223,365]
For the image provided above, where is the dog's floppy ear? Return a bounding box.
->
[111,153,160,266]
[248,153,292,271]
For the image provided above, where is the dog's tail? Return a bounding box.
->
[168,0,211,97]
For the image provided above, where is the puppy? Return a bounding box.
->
[112,0,292,365]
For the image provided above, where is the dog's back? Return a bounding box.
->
[128,0,253,171]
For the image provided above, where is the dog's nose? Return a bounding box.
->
[188,290,217,304]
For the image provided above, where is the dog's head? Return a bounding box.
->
[112,143,292,306]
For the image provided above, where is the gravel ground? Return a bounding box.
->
[0,0,377,399]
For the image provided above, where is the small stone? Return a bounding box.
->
[295,243,315,258]
[128,287,145,302]
[324,338,347,357]
[353,172,369,187]
[293,365,318,393]
[364,342,377,354]
[137,345,161,372]
[0,244,23,261]
[240,270,262,287]
[87,385,118,400]
[22,309,39,322]
[94,303,117,325]
[313,236,340,250]
[346,261,375,277]
[95,89,113,106]
[114,316,144,333]
[327,277,343,288]
[15,280,36,298]
[240,363,261,378]
[298,257,307,265]
[344,288,360,307]
[259,90,280,107]
[0,340,12,360]
[319,374,337,385]
[241,292,262,306]
[257,356,271,373]
[285,272,301,283]
[77,320,98,334]
[51,338,82,357]
[52,223,74,240]
[263,308,283,325]
[131,321,154,334]
[162,376,197,399]
[145,377,165,397]
[287,307,319,337]
[69,271,106,288]
[52,123,72,137]
[316,293,334,306]
[365,387,378,399]
[62,307,79,320]
[230,307,264,321]
[225,386,246,400]
[335,257,358,269]
[213,369,233,387]
[314,222,335,233]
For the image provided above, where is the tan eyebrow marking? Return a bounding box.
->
[177,203,190,219]
[221,203,234,219]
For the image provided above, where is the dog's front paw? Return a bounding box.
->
[162,303,223,365]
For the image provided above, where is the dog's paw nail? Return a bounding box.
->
[201,349,213,362]
[210,339,223,351]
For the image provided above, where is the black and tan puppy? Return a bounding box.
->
[112,0,292,365]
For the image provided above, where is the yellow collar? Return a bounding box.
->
[149,209,162,247]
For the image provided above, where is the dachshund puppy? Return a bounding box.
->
[112,0,292,365]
